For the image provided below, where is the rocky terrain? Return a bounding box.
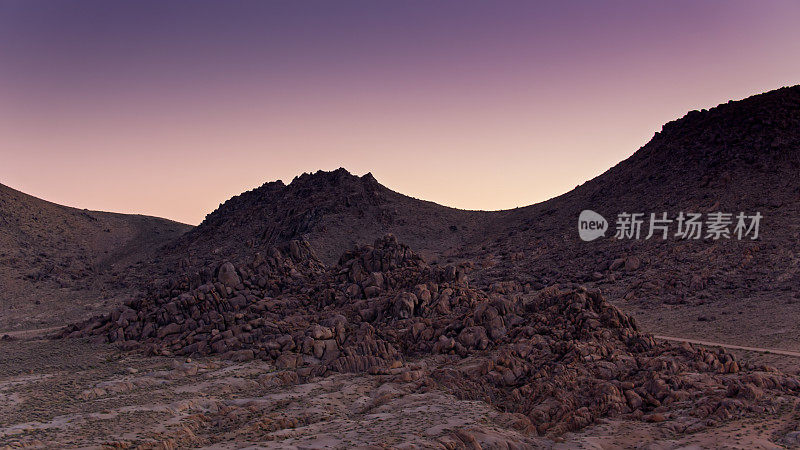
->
[3,85,800,448]
[11,332,799,448]
[64,234,800,440]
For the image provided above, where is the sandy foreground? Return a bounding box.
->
[2,329,800,449]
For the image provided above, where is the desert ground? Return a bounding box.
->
[3,328,800,448]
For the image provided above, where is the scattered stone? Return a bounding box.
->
[217,262,240,287]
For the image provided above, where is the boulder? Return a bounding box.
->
[218,262,240,287]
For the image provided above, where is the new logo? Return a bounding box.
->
[578,210,608,241]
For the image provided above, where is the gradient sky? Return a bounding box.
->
[1,1,799,224]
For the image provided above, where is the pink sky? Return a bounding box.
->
[1,1,799,224]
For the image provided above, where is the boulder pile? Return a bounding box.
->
[64,235,800,436]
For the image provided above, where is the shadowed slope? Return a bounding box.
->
[0,183,191,330]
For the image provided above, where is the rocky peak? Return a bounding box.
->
[655,85,800,151]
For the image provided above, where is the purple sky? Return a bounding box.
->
[2,1,799,224]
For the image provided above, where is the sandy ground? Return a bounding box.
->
[618,291,800,360]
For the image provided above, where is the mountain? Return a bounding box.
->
[161,168,493,267]
[474,85,800,347]
[0,183,191,330]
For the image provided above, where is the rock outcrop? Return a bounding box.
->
[64,235,800,436]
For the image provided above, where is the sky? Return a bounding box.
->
[1,1,799,225]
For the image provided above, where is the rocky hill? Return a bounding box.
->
[161,167,493,268]
[0,183,191,331]
[473,85,800,348]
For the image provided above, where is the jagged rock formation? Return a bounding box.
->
[65,235,800,436]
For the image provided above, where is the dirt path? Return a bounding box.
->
[655,335,800,358]
[0,326,62,339]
